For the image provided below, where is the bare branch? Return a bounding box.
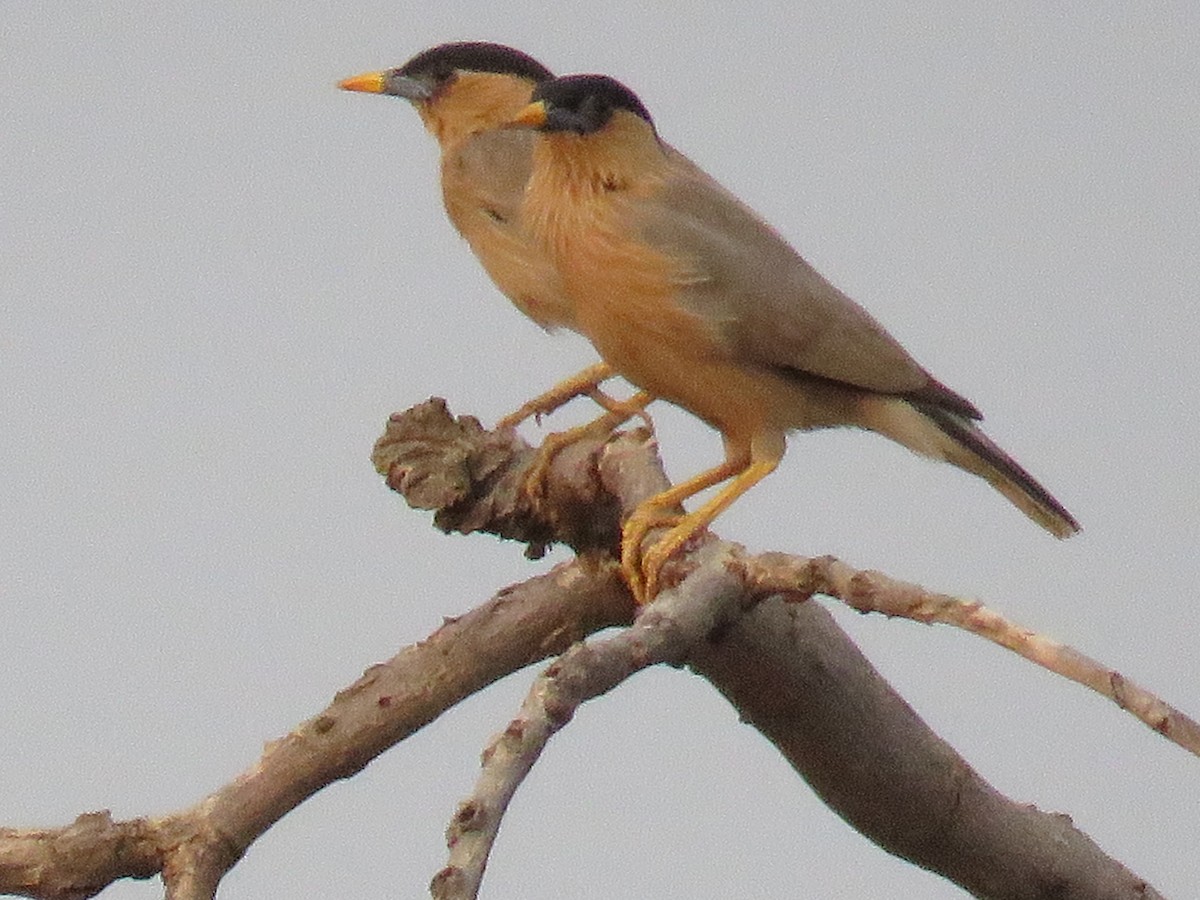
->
[744,553,1200,757]
[689,593,1163,900]
[370,397,669,558]
[2,399,1176,899]
[0,562,635,899]
[376,400,1168,898]
[433,547,743,900]
[0,813,160,900]
[376,403,1171,900]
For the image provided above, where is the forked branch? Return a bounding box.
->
[0,399,1172,900]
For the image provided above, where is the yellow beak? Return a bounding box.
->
[337,71,387,94]
[509,99,549,128]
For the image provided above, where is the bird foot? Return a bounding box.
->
[620,506,685,604]
[518,400,644,505]
[514,389,655,516]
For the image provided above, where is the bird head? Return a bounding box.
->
[510,74,655,136]
[339,42,553,145]
[339,42,551,104]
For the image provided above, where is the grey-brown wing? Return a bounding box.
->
[634,150,979,418]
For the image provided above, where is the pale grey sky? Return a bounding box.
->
[3,4,1198,898]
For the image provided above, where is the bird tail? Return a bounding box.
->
[911,403,1080,539]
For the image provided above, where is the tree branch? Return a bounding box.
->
[0,561,634,899]
[432,546,743,899]
[1,397,1175,899]
[376,399,1166,899]
[743,553,1200,757]
[689,594,1161,900]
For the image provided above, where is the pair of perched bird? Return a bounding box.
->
[339,42,1079,603]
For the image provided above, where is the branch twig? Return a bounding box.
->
[743,553,1200,757]
[432,548,742,900]
[0,562,634,900]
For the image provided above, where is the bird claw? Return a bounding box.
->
[516,391,656,510]
[519,426,587,507]
[620,506,684,604]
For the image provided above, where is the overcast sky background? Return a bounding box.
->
[3,4,1198,898]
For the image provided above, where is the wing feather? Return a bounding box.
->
[633,150,980,419]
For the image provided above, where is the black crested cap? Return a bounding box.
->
[397,42,553,84]
[530,75,654,135]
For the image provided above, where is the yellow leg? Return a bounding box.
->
[622,437,784,604]
[583,385,655,433]
[497,362,615,430]
[521,390,655,500]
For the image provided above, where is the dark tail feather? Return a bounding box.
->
[917,404,1081,539]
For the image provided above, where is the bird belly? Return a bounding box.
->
[565,233,851,444]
